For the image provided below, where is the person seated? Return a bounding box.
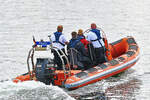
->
[77,29,89,49]
[77,29,96,66]
[50,25,68,69]
[85,23,106,65]
[67,31,91,70]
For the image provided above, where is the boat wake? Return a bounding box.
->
[0,81,75,100]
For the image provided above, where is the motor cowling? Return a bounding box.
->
[35,58,56,85]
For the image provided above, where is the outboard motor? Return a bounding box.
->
[35,58,56,85]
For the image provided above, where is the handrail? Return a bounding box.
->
[98,27,112,61]
[27,36,72,85]
[48,35,71,80]
[58,48,71,76]
[31,48,35,73]
[27,47,34,80]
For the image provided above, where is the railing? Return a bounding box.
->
[26,36,72,85]
[27,46,35,80]
[48,35,71,81]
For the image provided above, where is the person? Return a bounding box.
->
[67,31,91,70]
[77,29,89,49]
[85,23,106,65]
[50,25,68,69]
[77,29,96,66]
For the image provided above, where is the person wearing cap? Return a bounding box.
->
[67,31,91,70]
[85,23,106,65]
[50,25,68,69]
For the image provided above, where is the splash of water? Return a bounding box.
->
[0,81,75,100]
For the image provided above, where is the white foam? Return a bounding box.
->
[0,81,75,100]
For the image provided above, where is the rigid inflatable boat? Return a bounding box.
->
[13,36,139,89]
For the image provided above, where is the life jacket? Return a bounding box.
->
[53,32,65,46]
[91,29,112,61]
[69,38,80,48]
[91,29,101,40]
[90,29,103,47]
[77,35,85,40]
[77,35,89,49]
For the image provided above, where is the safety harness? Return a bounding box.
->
[53,32,65,46]
[90,29,103,48]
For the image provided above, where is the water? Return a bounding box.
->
[0,0,150,99]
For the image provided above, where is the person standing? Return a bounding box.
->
[85,23,106,65]
[50,25,68,69]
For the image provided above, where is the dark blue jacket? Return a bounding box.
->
[68,38,90,68]
[68,38,87,56]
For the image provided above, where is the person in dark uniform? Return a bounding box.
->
[68,31,91,70]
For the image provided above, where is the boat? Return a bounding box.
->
[13,35,139,89]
